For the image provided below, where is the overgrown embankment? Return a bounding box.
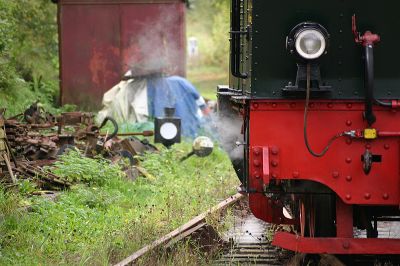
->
[0,0,61,115]
[0,143,239,265]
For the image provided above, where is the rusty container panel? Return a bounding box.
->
[58,0,186,109]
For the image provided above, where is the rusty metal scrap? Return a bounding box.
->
[13,161,71,189]
[5,119,58,161]
[4,111,97,161]
[23,101,56,125]
[99,130,154,137]
[1,103,157,189]
[0,108,98,187]
[117,137,157,156]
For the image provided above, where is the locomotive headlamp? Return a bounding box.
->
[283,22,331,95]
[295,29,326,59]
[287,22,329,60]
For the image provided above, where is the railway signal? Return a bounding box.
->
[154,107,181,148]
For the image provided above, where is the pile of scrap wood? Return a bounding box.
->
[0,103,157,190]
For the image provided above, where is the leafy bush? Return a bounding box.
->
[187,0,230,67]
[0,1,18,92]
[0,0,59,115]
[50,150,124,185]
[10,0,59,87]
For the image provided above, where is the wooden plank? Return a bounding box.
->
[164,222,207,249]
[114,193,244,266]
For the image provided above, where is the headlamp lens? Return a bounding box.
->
[295,29,326,59]
[301,33,322,54]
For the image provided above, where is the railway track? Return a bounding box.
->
[114,193,245,266]
[214,212,292,265]
[115,193,400,266]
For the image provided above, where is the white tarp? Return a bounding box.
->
[97,77,148,124]
[98,74,210,137]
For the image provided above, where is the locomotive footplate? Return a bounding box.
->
[272,197,400,254]
[272,233,400,254]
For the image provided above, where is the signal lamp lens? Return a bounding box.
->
[159,122,178,140]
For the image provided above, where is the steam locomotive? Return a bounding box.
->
[218,0,400,259]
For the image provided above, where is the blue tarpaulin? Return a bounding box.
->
[99,75,206,138]
[147,76,205,138]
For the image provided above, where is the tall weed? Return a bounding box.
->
[0,142,239,265]
[50,150,124,185]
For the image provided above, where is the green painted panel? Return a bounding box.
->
[246,0,400,99]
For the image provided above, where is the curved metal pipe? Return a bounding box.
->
[99,116,119,141]
[364,45,376,126]
[375,99,392,107]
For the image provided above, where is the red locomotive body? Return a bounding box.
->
[219,0,400,259]
[248,100,400,254]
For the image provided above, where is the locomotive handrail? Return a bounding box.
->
[230,0,248,79]
[364,45,376,126]
[352,15,380,125]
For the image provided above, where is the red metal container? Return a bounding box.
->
[56,0,186,109]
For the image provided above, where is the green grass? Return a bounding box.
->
[191,78,227,101]
[0,81,75,118]
[187,65,228,101]
[0,143,239,265]
[0,85,46,116]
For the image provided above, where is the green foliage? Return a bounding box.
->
[0,187,20,216]
[187,0,230,67]
[0,0,59,115]
[186,0,230,100]
[0,83,55,117]
[11,0,58,84]
[18,179,37,196]
[0,142,239,265]
[50,150,124,185]
[0,0,18,91]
